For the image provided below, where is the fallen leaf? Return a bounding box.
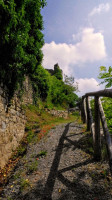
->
[58,189,61,193]
[10,185,13,188]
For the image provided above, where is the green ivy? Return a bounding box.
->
[0,0,46,101]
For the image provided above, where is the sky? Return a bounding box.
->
[41,0,112,96]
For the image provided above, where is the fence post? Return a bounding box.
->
[94,96,101,160]
[86,96,90,131]
[99,98,112,173]
[81,97,86,123]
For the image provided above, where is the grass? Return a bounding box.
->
[81,128,109,161]
[12,145,27,160]
[7,197,13,200]
[13,170,22,180]
[26,130,36,143]
[25,160,38,174]
[0,105,81,189]
[24,104,82,143]
[101,142,108,161]
[79,130,94,155]
[20,178,30,191]
[37,150,47,158]
[25,105,81,128]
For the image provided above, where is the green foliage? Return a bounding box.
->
[25,160,38,173]
[7,197,13,200]
[0,0,46,100]
[31,65,51,103]
[90,98,95,120]
[27,130,35,143]
[98,66,112,88]
[37,150,47,157]
[48,75,78,108]
[63,75,78,107]
[97,66,112,134]
[12,145,26,160]
[101,97,112,134]
[0,0,78,110]
[20,178,30,191]
[90,97,112,134]
[13,170,22,180]
[53,64,63,80]
[30,64,78,108]
[71,111,79,117]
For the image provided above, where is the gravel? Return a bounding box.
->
[1,121,112,200]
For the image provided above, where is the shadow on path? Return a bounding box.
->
[42,123,70,199]
[17,123,111,200]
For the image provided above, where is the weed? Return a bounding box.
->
[37,150,47,158]
[51,126,56,129]
[27,105,38,112]
[90,172,96,180]
[101,169,108,178]
[72,111,79,117]
[31,153,37,158]
[13,170,22,180]
[27,130,34,142]
[88,147,94,154]
[25,124,32,131]
[72,168,76,172]
[25,160,38,173]
[7,197,13,200]
[104,179,109,188]
[12,145,26,160]
[20,178,30,191]
[33,124,40,129]
[102,145,108,160]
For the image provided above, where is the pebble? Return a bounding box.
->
[1,122,112,200]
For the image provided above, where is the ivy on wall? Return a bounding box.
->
[0,0,46,100]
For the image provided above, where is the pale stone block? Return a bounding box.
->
[9,109,16,115]
[0,158,6,169]
[4,153,11,164]
[2,121,6,130]
[12,116,17,123]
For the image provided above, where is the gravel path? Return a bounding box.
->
[1,121,112,200]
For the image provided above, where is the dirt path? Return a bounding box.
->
[1,121,112,200]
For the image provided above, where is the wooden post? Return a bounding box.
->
[99,98,112,173]
[88,98,95,139]
[81,89,112,174]
[85,96,95,139]
[94,96,101,161]
[86,96,90,131]
[81,97,86,123]
[84,98,87,123]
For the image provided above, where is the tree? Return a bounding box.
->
[98,66,112,88]
[0,0,46,100]
[53,63,63,81]
[63,75,78,107]
[31,65,50,103]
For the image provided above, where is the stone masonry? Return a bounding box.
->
[0,77,33,169]
[46,109,68,119]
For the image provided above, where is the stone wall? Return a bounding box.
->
[22,77,33,105]
[47,109,68,119]
[0,77,33,169]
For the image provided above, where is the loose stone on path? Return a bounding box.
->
[1,122,112,200]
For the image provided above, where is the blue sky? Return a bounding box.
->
[41,0,112,96]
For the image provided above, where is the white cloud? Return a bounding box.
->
[42,28,106,75]
[89,3,110,16]
[76,78,103,96]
